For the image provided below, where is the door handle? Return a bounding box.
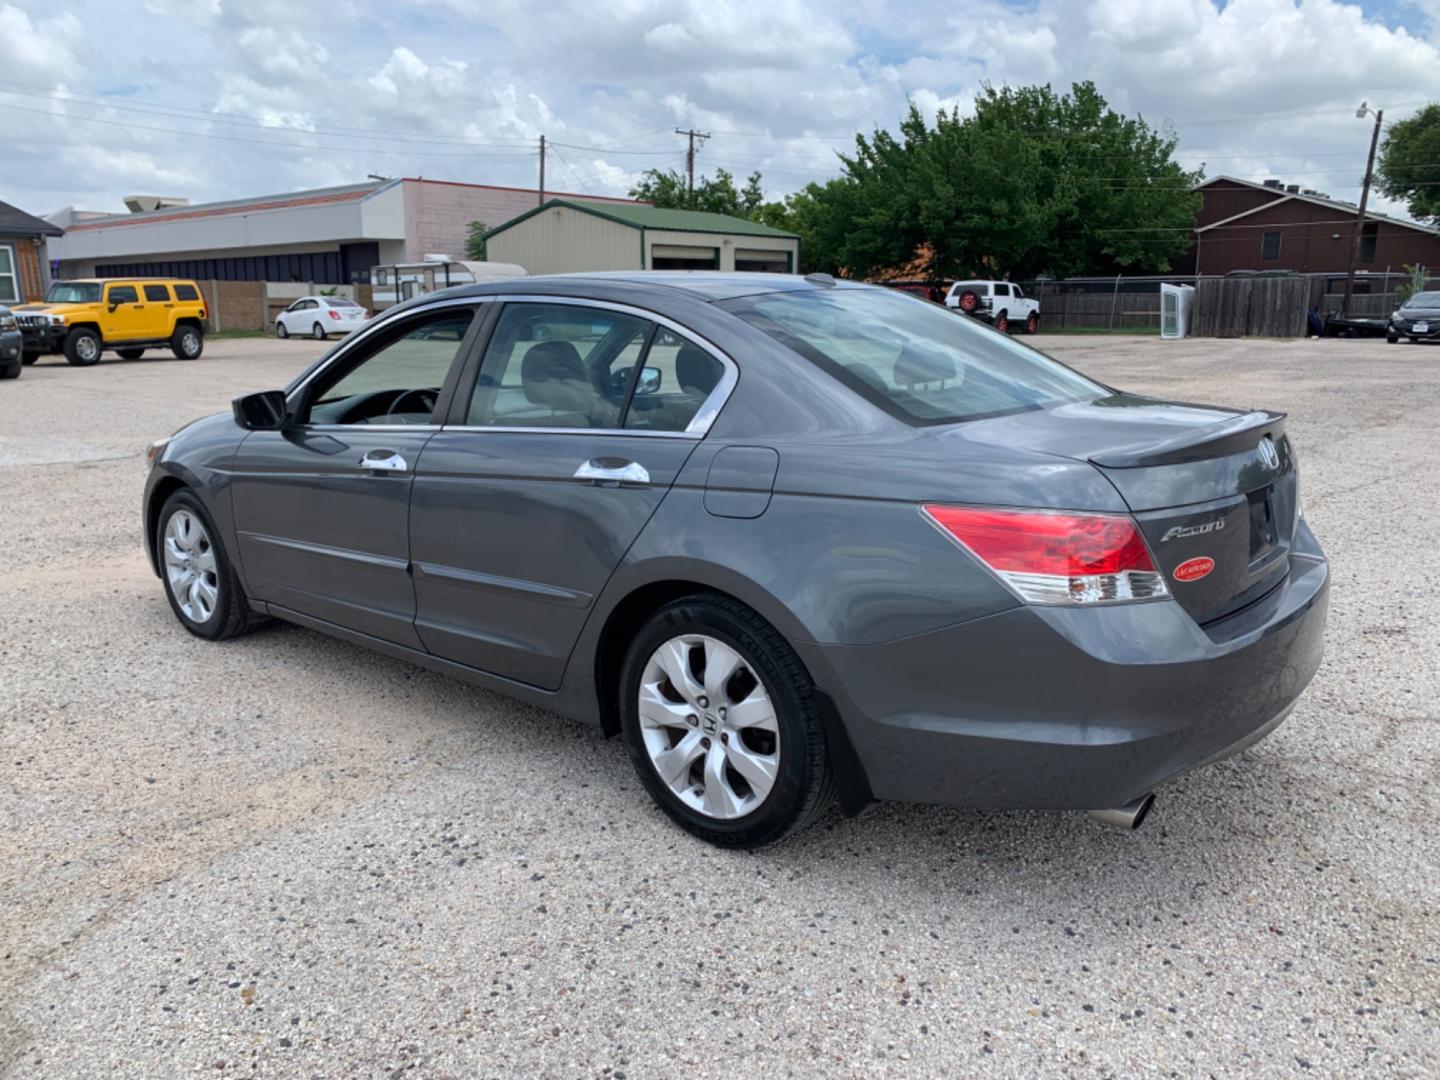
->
[359,449,408,473]
[574,458,649,485]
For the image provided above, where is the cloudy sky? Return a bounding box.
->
[3,0,1440,220]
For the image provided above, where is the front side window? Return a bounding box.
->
[993,282,1011,297]
[144,284,171,302]
[107,284,139,305]
[467,303,651,429]
[722,286,1108,426]
[0,244,17,304]
[304,306,478,426]
[45,282,102,304]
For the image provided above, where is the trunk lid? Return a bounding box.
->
[964,395,1298,624]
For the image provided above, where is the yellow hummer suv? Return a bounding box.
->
[16,279,207,366]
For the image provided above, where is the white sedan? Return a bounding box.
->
[274,296,371,340]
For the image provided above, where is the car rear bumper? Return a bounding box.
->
[799,522,1329,811]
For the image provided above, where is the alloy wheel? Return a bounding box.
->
[77,336,99,362]
[181,330,201,357]
[637,634,780,820]
[163,509,219,623]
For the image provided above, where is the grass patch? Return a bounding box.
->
[207,329,270,340]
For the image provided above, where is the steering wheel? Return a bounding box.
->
[384,387,438,422]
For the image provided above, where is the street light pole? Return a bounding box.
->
[1341,102,1384,318]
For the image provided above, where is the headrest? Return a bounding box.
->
[521,340,591,411]
[892,347,957,389]
[676,345,719,396]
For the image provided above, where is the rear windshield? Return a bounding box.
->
[45,282,102,303]
[721,287,1107,425]
[328,298,362,308]
[1403,291,1440,307]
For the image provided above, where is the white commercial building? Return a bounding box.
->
[46,179,638,285]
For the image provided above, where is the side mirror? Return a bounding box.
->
[108,303,120,313]
[232,389,290,430]
[635,366,662,395]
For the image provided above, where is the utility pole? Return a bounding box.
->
[538,135,546,206]
[1342,103,1384,318]
[675,127,710,200]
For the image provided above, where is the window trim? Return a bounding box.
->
[0,242,18,304]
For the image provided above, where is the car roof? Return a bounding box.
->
[63,278,199,285]
[431,271,872,305]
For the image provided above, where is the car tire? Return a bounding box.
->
[171,325,204,360]
[63,327,102,366]
[995,311,1009,333]
[0,361,20,379]
[619,593,835,848]
[117,347,145,360]
[22,353,38,365]
[312,323,326,340]
[276,321,289,339]
[1026,312,1040,334]
[156,489,256,641]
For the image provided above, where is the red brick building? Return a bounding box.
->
[0,200,62,304]
[1175,176,1440,277]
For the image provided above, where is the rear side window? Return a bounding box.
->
[144,284,170,302]
[994,283,1011,297]
[173,283,200,301]
[624,329,724,432]
[107,285,139,304]
[721,287,1107,426]
[468,303,651,429]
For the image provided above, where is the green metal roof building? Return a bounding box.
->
[482,199,799,276]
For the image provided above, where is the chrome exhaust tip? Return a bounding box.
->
[1087,793,1155,831]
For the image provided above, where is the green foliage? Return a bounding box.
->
[1377,104,1440,226]
[803,81,1203,280]
[1395,263,1430,300]
[628,167,766,218]
[465,220,489,260]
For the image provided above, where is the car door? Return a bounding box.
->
[142,283,173,338]
[102,283,144,341]
[229,300,486,648]
[409,300,732,689]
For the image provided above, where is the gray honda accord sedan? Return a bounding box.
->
[143,273,1329,847]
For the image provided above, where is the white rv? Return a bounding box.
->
[370,257,527,310]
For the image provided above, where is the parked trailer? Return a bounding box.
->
[370,259,527,310]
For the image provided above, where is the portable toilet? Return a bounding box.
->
[1160,283,1195,339]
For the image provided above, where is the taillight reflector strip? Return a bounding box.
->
[921,504,1170,606]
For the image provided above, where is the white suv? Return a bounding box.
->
[945,280,1040,334]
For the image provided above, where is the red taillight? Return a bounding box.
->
[922,505,1169,606]
[328,309,342,320]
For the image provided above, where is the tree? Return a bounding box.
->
[465,220,489,260]
[628,167,767,218]
[804,81,1202,280]
[1377,104,1440,226]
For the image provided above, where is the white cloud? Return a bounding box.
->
[1,0,1438,224]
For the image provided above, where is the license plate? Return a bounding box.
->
[1413,322,1429,333]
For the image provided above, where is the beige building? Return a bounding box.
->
[482,200,800,275]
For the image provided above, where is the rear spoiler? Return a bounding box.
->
[1089,410,1286,469]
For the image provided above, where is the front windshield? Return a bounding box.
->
[720,286,1109,425]
[1402,291,1440,308]
[45,282,102,304]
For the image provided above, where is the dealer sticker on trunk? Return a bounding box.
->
[1174,556,1215,583]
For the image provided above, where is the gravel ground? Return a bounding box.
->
[1,333,1437,1078]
